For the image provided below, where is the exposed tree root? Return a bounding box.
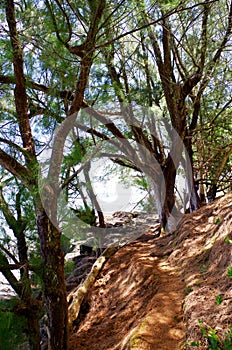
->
[68,247,118,327]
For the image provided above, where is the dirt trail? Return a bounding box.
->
[69,193,232,350]
[124,257,186,350]
[134,258,186,350]
[69,231,186,350]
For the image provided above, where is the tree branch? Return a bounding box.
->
[0,137,28,156]
[46,0,107,215]
[5,0,36,163]
[95,0,219,50]
[0,244,20,265]
[182,1,210,97]
[0,148,34,188]
[0,251,23,296]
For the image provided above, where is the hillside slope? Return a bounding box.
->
[69,193,232,350]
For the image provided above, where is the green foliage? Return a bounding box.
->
[64,260,75,278]
[207,330,220,350]
[158,0,180,9]
[71,206,97,226]
[63,139,87,168]
[222,328,232,349]
[0,299,27,349]
[225,237,232,244]
[216,295,223,305]
[134,175,149,191]
[201,264,207,278]
[193,320,232,350]
[61,234,74,255]
[0,0,232,346]
[227,267,232,279]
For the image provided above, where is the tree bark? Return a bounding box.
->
[36,207,69,350]
[161,156,177,231]
[24,299,41,350]
[3,1,107,348]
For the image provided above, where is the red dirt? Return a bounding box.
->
[69,193,232,350]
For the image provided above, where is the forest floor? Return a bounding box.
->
[69,193,232,350]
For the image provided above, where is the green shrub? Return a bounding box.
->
[216,295,223,305]
[227,267,232,279]
[0,299,28,349]
[64,260,75,277]
[192,320,232,349]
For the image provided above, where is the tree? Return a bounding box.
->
[65,0,232,230]
[0,0,231,347]
[0,179,41,350]
[107,0,231,224]
[0,0,108,348]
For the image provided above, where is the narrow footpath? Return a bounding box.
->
[69,228,186,350]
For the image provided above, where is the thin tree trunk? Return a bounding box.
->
[207,147,232,202]
[84,168,105,228]
[184,135,201,211]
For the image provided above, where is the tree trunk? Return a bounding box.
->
[184,135,201,211]
[36,208,69,350]
[161,155,177,232]
[207,184,217,202]
[26,301,41,350]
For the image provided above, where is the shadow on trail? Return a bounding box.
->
[69,230,186,350]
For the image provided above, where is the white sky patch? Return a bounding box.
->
[75,157,147,214]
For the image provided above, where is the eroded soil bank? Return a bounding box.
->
[69,193,232,350]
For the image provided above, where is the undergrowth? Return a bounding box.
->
[190,320,232,349]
